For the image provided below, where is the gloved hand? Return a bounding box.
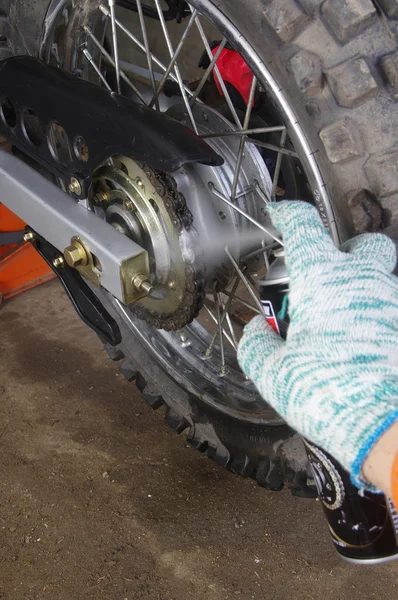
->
[238,201,398,489]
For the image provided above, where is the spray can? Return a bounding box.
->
[258,250,398,564]
[258,247,289,336]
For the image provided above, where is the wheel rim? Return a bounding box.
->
[39,0,338,424]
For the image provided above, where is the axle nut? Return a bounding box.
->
[68,177,82,196]
[64,240,88,268]
[132,273,153,295]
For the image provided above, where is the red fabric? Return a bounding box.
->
[212,46,254,107]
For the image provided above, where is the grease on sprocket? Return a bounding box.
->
[129,163,205,331]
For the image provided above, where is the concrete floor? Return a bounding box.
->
[1,280,398,600]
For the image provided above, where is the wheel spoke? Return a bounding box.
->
[82,48,112,90]
[201,126,286,139]
[221,290,262,315]
[149,9,198,109]
[232,186,253,199]
[214,291,227,375]
[99,5,194,98]
[203,304,236,353]
[208,183,283,245]
[190,38,227,103]
[153,0,198,133]
[203,276,239,357]
[108,0,121,93]
[191,10,242,129]
[246,137,298,158]
[271,129,287,201]
[242,241,278,261]
[84,25,148,105]
[253,180,271,205]
[224,305,238,348]
[230,75,257,200]
[262,239,270,270]
[136,0,159,110]
[225,247,265,315]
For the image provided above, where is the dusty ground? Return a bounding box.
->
[0,280,397,600]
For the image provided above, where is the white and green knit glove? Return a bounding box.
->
[238,201,398,489]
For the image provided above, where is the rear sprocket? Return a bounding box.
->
[90,157,205,331]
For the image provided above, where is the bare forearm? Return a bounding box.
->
[362,420,398,497]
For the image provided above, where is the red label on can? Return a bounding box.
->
[261,300,280,335]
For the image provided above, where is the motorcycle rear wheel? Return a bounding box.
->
[3,0,397,493]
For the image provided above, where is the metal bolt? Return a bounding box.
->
[124,200,134,211]
[218,365,228,378]
[68,177,82,196]
[64,241,88,268]
[140,280,153,294]
[23,232,34,242]
[95,190,109,203]
[132,274,153,295]
[168,280,176,290]
[136,178,144,189]
[52,256,65,268]
[179,330,191,348]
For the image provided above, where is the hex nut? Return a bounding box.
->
[325,57,377,108]
[68,177,82,196]
[64,241,88,268]
[319,118,362,164]
[95,190,109,204]
[321,0,376,43]
[132,274,153,294]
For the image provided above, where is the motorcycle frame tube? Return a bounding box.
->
[0,149,149,304]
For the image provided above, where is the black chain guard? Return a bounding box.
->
[0,56,222,197]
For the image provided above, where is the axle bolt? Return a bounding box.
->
[53,256,65,268]
[64,240,88,268]
[68,177,82,196]
[23,232,34,242]
[140,280,153,294]
[95,190,109,203]
[132,273,153,295]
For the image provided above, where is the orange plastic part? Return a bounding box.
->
[0,203,55,302]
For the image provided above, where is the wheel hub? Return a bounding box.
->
[89,157,204,330]
[168,103,274,279]
[89,104,274,330]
